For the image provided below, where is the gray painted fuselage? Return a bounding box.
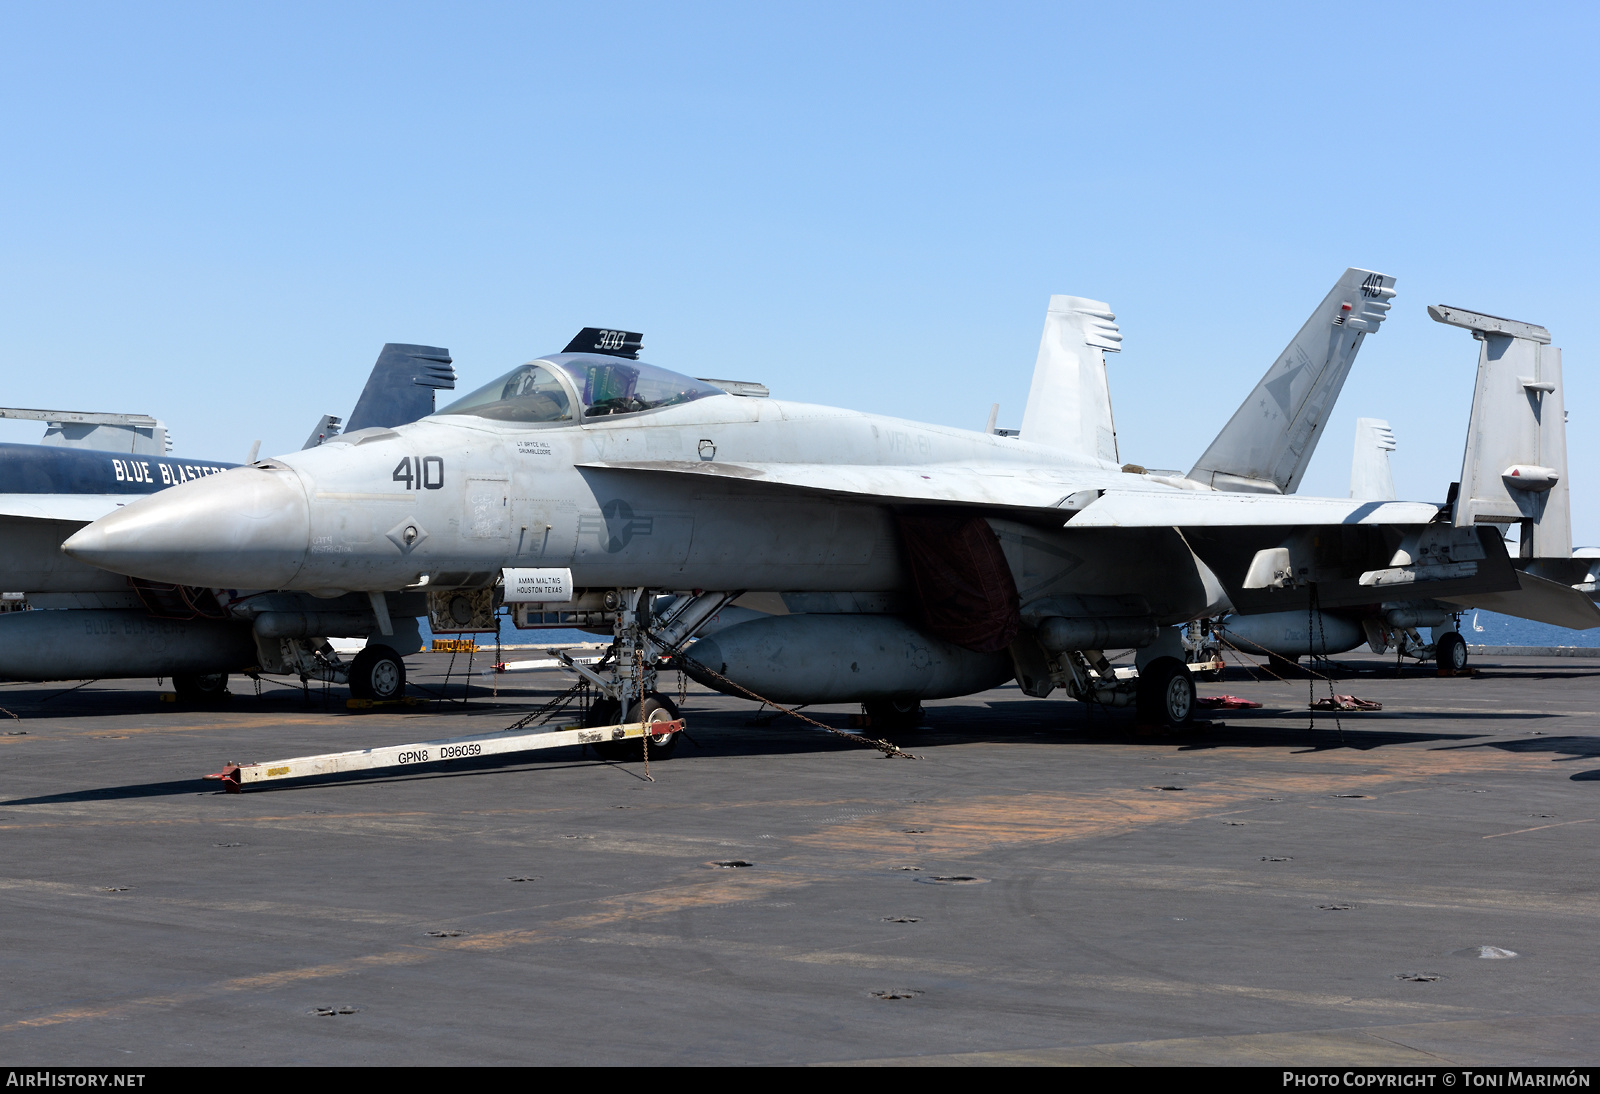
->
[63,361,1231,627]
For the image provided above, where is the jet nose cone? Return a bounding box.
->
[63,465,312,588]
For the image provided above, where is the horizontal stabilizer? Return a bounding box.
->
[1438,569,1600,630]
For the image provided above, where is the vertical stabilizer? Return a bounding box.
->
[344,344,456,433]
[301,414,343,450]
[1430,305,1570,559]
[1349,418,1397,500]
[1018,296,1122,463]
[1189,268,1396,494]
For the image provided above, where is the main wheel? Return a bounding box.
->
[863,698,924,730]
[591,694,682,761]
[172,672,229,703]
[1267,652,1301,678]
[1137,656,1195,727]
[349,645,406,701]
[1436,631,1469,672]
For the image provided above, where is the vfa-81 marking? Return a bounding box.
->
[65,285,1519,744]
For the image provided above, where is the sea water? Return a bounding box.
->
[1457,609,1600,647]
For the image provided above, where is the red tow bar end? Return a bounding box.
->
[203,765,242,793]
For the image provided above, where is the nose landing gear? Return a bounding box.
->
[587,694,683,761]
[555,588,738,763]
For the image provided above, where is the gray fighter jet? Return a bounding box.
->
[63,289,1523,741]
[1203,304,1599,674]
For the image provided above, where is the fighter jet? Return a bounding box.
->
[72,278,1536,742]
[0,344,455,697]
[1206,304,1600,674]
[63,284,1526,742]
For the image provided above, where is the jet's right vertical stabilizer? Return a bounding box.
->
[1430,305,1570,559]
[1018,296,1122,464]
[301,414,343,450]
[1189,268,1396,494]
[1350,417,1398,501]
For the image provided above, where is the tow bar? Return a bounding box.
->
[203,717,684,792]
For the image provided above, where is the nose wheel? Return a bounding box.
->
[587,693,682,761]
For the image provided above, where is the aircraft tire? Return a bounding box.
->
[585,697,622,728]
[591,694,682,761]
[1267,653,1301,678]
[863,698,924,730]
[1198,647,1224,682]
[172,672,229,704]
[1137,657,1195,727]
[349,645,406,701]
[1436,631,1468,672]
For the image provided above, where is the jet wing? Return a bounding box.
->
[0,494,132,524]
[1067,490,1440,528]
[576,460,1090,510]
[1436,569,1600,631]
[577,461,1441,527]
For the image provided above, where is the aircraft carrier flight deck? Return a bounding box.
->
[1,650,1596,1066]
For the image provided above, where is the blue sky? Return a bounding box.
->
[2,3,1596,540]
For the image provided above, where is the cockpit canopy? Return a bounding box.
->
[434,355,724,424]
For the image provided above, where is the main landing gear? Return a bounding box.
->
[348,645,407,701]
[1435,631,1469,672]
[1135,656,1196,728]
